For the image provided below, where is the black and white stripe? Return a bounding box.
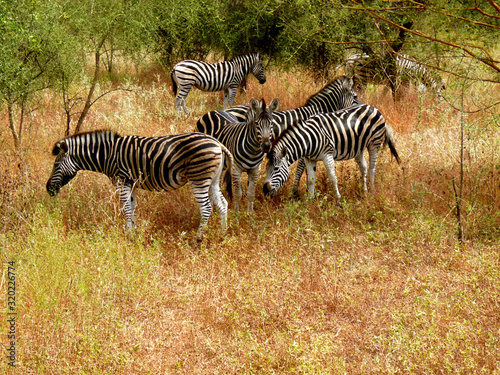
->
[344,53,445,98]
[171,52,266,115]
[196,75,360,151]
[46,130,235,241]
[396,54,446,97]
[196,98,279,213]
[263,104,401,199]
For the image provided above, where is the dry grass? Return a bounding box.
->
[1,66,499,374]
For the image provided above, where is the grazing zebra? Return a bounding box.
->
[196,98,279,213]
[171,52,267,115]
[396,54,446,97]
[263,104,401,199]
[46,130,236,241]
[344,53,445,99]
[197,75,360,149]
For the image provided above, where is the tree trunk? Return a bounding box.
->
[74,50,101,134]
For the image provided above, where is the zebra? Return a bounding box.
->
[171,52,266,116]
[196,97,279,213]
[396,54,446,97]
[343,53,445,99]
[46,130,236,241]
[196,75,360,149]
[263,104,401,199]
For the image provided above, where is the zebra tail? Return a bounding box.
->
[385,126,401,164]
[170,70,177,96]
[220,143,235,202]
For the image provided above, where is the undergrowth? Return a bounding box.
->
[1,67,499,374]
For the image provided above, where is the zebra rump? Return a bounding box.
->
[263,104,401,199]
[46,130,236,241]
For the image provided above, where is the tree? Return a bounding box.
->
[0,0,65,149]
[56,0,158,134]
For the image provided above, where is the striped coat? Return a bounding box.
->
[46,130,235,241]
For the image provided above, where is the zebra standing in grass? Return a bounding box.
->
[171,52,267,115]
[46,130,236,241]
[196,98,279,213]
[197,75,360,144]
[396,54,446,97]
[263,104,401,199]
[344,53,445,99]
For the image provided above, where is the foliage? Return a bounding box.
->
[1,0,499,147]
[1,67,499,373]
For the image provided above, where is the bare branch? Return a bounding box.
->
[331,0,500,73]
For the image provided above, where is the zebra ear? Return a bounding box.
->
[250,98,260,113]
[280,146,287,158]
[53,141,69,155]
[269,98,279,112]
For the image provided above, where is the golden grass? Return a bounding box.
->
[1,66,499,374]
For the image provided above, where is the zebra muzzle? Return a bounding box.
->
[263,181,276,198]
[46,182,60,197]
[261,138,272,154]
[259,78,266,84]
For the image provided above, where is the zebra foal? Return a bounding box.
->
[171,52,266,116]
[46,130,236,241]
[263,104,401,199]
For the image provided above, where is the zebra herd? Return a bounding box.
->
[46,52,412,241]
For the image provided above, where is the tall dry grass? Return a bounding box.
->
[1,65,499,374]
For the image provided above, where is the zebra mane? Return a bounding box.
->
[270,118,301,148]
[304,75,351,107]
[230,52,260,61]
[253,98,266,119]
[52,129,121,155]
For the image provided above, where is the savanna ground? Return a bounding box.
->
[1,65,499,374]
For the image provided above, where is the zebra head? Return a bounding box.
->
[305,75,360,113]
[263,145,289,198]
[249,97,279,154]
[46,139,79,197]
[251,53,266,84]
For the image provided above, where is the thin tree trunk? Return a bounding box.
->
[74,50,101,134]
[7,101,20,149]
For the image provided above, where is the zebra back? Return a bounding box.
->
[224,75,360,139]
[344,52,445,97]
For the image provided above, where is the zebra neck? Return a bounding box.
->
[244,123,262,154]
[276,126,315,166]
[232,55,253,78]
[69,131,118,178]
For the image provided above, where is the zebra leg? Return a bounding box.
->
[367,145,380,193]
[224,85,237,109]
[246,167,260,213]
[176,97,190,116]
[355,153,368,192]
[209,158,229,231]
[292,158,306,197]
[322,155,341,200]
[223,89,229,109]
[304,159,317,199]
[232,166,244,213]
[117,182,137,229]
[175,85,192,116]
[190,181,213,241]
